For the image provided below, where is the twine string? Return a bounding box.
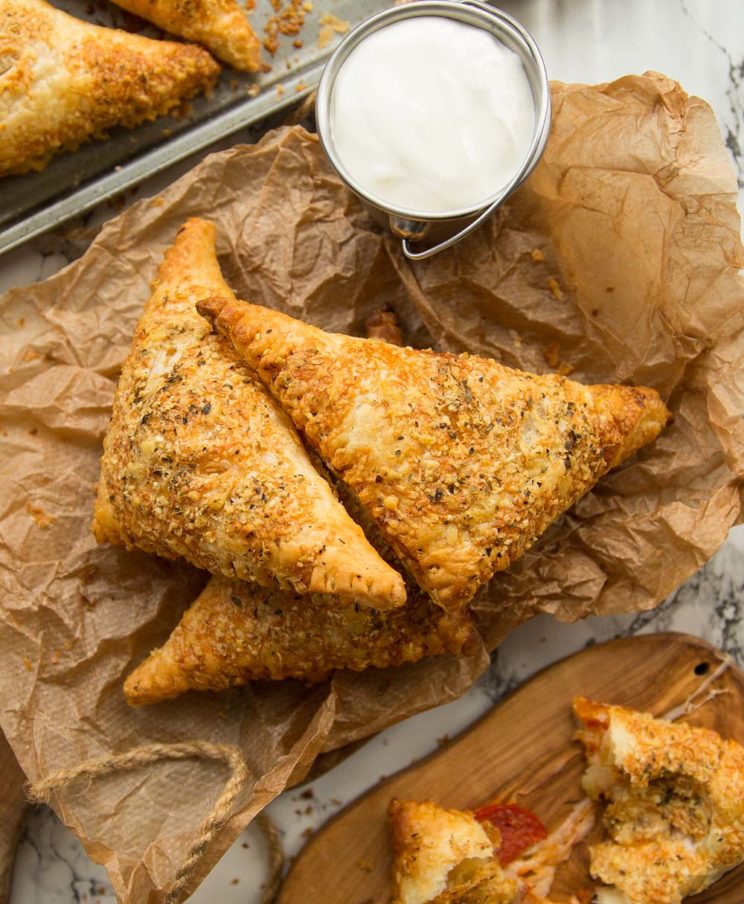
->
[256,811,285,904]
[25,740,272,904]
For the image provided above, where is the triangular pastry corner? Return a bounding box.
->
[110,0,262,72]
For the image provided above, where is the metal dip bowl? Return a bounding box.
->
[316,0,551,260]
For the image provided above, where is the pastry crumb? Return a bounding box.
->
[26,503,55,528]
[264,0,309,55]
[547,277,564,300]
[318,12,350,48]
[543,341,574,375]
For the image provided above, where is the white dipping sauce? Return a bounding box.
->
[329,16,536,214]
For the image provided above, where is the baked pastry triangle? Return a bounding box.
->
[574,697,744,904]
[110,0,261,72]
[0,0,220,177]
[123,576,477,704]
[196,297,669,612]
[94,219,406,608]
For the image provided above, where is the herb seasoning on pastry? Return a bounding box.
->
[196,296,670,613]
[0,0,220,178]
[94,219,406,609]
[124,576,479,704]
[110,0,261,72]
[574,697,744,904]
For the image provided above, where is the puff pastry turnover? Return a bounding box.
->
[575,697,744,904]
[110,0,261,72]
[123,576,477,704]
[197,297,670,612]
[94,218,405,608]
[388,798,589,904]
[388,799,518,904]
[0,0,220,178]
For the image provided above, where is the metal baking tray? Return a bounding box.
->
[0,0,389,256]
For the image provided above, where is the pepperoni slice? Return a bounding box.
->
[474,802,547,865]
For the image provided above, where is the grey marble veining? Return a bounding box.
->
[11,808,110,904]
[4,0,744,901]
[680,0,744,188]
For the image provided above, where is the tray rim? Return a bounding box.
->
[0,68,320,258]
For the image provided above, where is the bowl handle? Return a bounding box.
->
[401,188,510,261]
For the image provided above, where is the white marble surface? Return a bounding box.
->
[4,0,744,902]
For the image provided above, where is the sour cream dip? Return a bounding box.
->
[328,15,536,215]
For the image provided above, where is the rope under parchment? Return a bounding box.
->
[256,811,285,904]
[26,740,251,904]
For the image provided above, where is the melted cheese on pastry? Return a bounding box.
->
[574,697,744,904]
[388,798,589,904]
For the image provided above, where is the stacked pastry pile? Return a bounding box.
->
[91,218,670,704]
[0,0,261,178]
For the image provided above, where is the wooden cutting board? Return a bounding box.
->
[0,731,27,904]
[278,633,744,904]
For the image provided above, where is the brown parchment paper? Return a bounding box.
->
[1,73,743,903]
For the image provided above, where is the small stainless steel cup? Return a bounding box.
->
[316,0,551,260]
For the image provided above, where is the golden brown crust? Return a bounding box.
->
[123,576,478,704]
[574,697,744,903]
[111,0,261,72]
[196,296,670,612]
[0,0,220,177]
[388,799,516,904]
[94,218,406,608]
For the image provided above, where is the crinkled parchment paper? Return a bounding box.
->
[0,73,743,902]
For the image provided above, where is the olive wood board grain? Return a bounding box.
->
[0,730,27,904]
[277,632,744,904]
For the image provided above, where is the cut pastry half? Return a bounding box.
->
[94,219,406,609]
[110,0,261,72]
[388,798,590,904]
[0,0,220,177]
[124,576,478,704]
[196,297,669,612]
[574,697,744,904]
[388,799,518,904]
